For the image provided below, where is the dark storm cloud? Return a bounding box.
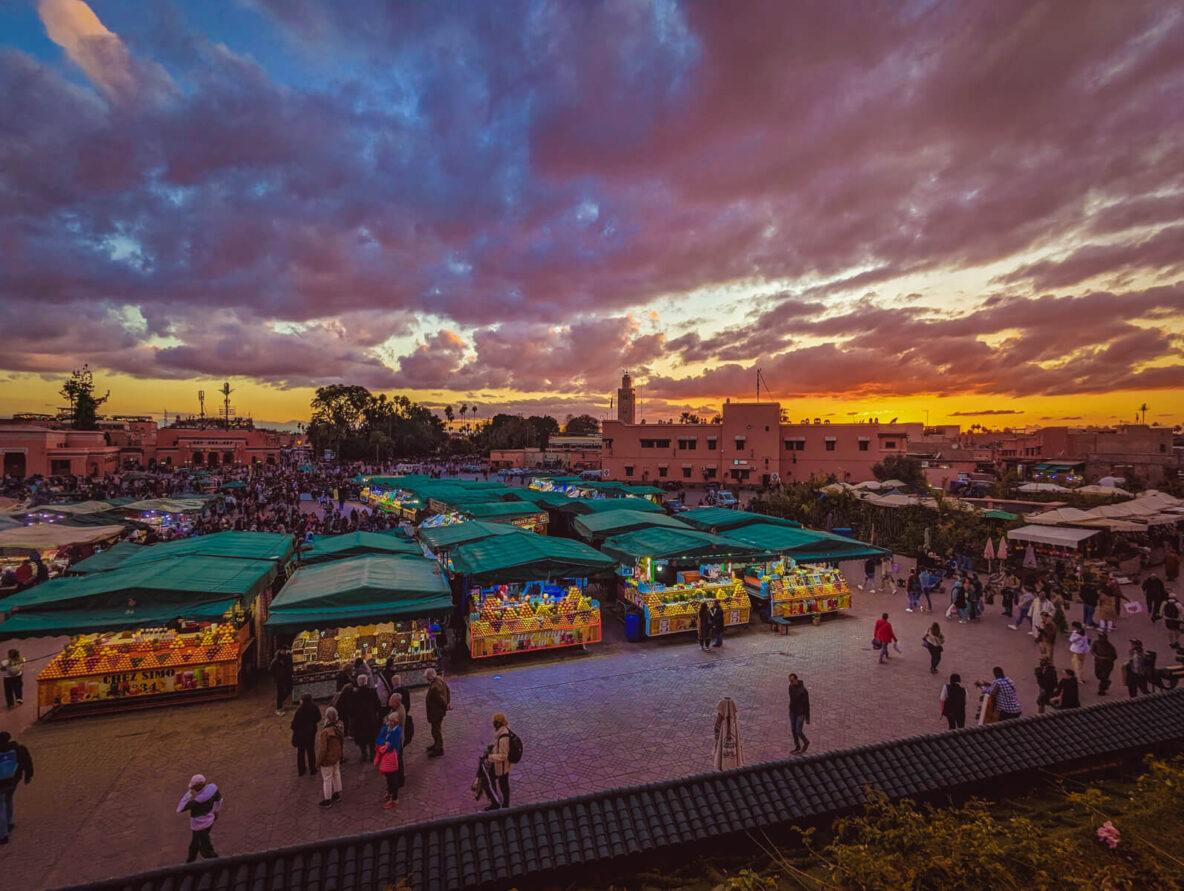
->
[0,0,1182,406]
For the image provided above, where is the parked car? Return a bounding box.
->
[714,490,738,508]
[662,499,688,514]
[703,480,722,490]
[661,480,681,491]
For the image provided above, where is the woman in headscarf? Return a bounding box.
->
[712,697,743,770]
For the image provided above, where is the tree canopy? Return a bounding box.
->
[60,365,109,430]
[307,385,445,459]
[564,414,600,435]
[871,454,928,491]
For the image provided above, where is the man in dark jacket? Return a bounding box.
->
[1091,631,1118,694]
[787,674,810,754]
[1142,574,1167,622]
[0,731,34,844]
[424,668,451,757]
[1035,656,1058,715]
[350,675,381,761]
[269,645,294,717]
[710,602,725,648]
[1079,579,1099,628]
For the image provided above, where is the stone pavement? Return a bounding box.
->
[1,561,1179,887]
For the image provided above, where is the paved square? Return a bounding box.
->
[1,560,1177,887]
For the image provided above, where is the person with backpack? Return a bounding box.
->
[483,713,519,810]
[1163,594,1183,649]
[0,731,34,845]
[424,668,452,757]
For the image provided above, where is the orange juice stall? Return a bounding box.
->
[447,534,616,658]
[0,555,278,719]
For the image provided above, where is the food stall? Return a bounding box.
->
[117,497,210,534]
[266,555,453,697]
[678,507,803,535]
[723,522,885,621]
[0,523,126,579]
[449,534,616,658]
[572,508,690,545]
[600,528,763,638]
[300,531,421,565]
[1006,525,1099,569]
[417,519,529,569]
[0,555,278,719]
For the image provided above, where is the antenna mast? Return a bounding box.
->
[198,390,205,421]
[219,382,235,430]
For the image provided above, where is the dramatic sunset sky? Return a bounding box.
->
[2,0,1183,429]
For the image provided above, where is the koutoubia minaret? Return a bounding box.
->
[617,371,636,424]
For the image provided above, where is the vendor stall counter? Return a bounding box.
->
[467,581,600,657]
[742,560,852,619]
[289,619,441,698]
[622,559,749,637]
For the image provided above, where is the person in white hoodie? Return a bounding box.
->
[176,774,223,863]
[1068,622,1091,684]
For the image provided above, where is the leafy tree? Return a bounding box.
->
[564,414,600,435]
[871,454,927,491]
[307,386,445,459]
[60,364,109,430]
[527,415,560,449]
[678,412,701,424]
[444,405,454,423]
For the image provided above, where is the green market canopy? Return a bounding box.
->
[0,523,126,557]
[573,509,689,543]
[599,527,766,565]
[556,497,663,515]
[456,501,546,522]
[417,520,529,552]
[301,531,420,564]
[265,556,452,633]
[450,534,616,582]
[114,531,296,570]
[723,523,889,563]
[678,508,802,534]
[120,497,210,515]
[0,556,277,637]
[506,490,574,509]
[65,540,145,575]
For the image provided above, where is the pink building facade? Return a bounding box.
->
[600,402,924,488]
[0,428,122,478]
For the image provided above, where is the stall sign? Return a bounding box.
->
[38,659,238,708]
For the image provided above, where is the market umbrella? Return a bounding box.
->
[983,538,996,561]
[1023,544,1037,568]
[712,697,743,771]
[996,537,1008,561]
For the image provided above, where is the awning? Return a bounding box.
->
[600,527,766,564]
[1034,462,1083,472]
[265,556,452,633]
[723,523,888,562]
[417,520,529,552]
[115,531,296,569]
[65,540,146,575]
[678,507,801,534]
[0,599,239,638]
[0,523,125,557]
[450,535,615,582]
[301,532,421,565]
[1007,525,1099,549]
[572,509,689,543]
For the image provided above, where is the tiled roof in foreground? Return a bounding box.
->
[67,689,1184,891]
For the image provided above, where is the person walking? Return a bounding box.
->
[1091,630,1118,695]
[484,713,514,809]
[1052,668,1081,709]
[696,602,712,652]
[939,673,966,730]
[315,707,345,808]
[1165,547,1180,587]
[863,557,877,590]
[1126,640,1151,698]
[1163,594,1183,649]
[983,667,1022,720]
[290,693,321,777]
[1079,577,1098,628]
[1035,656,1058,715]
[1142,574,1167,622]
[176,774,223,863]
[1,649,23,709]
[906,569,921,613]
[1009,589,1035,631]
[922,623,945,674]
[351,675,381,762]
[387,683,409,790]
[873,613,897,663]
[374,713,403,809]
[0,731,34,845]
[787,674,810,754]
[953,580,969,624]
[424,668,452,758]
[269,645,294,716]
[1068,622,1090,683]
[710,601,725,648]
[1096,579,1124,633]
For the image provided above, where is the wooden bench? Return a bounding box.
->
[770,616,792,635]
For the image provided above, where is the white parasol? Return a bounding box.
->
[983,538,996,561]
[712,697,744,770]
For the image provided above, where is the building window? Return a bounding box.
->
[784,440,804,451]
[825,440,836,451]
[603,438,613,449]
[624,465,634,478]
[704,467,718,479]
[858,441,869,451]
[707,438,718,451]
[883,440,896,449]
[682,467,692,478]
[640,439,671,449]
[658,466,668,478]
[734,437,746,450]
[677,439,697,450]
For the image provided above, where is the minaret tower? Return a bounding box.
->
[617,371,636,424]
